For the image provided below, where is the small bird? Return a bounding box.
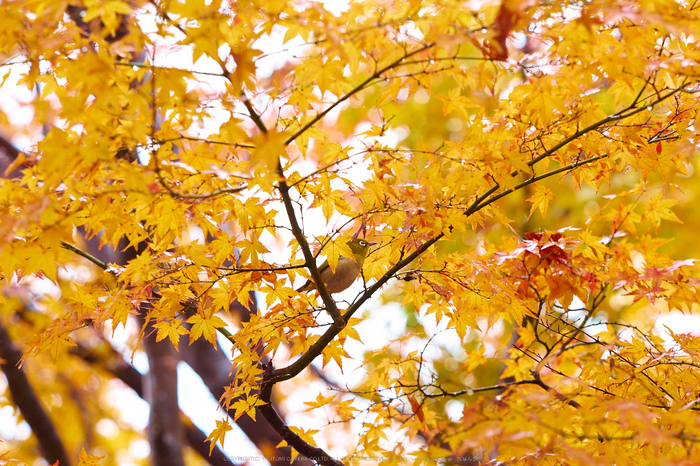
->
[297,238,375,294]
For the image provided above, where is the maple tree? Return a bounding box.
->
[3,0,700,465]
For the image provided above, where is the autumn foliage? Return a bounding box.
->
[3,0,700,465]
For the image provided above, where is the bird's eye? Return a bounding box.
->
[359,240,367,246]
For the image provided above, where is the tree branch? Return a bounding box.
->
[471,153,608,212]
[263,232,445,386]
[229,78,346,327]
[61,241,108,269]
[0,321,71,466]
[259,364,343,466]
[527,84,692,169]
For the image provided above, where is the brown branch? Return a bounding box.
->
[0,132,23,179]
[471,153,608,212]
[179,310,311,466]
[263,233,444,386]
[231,80,346,327]
[232,86,347,460]
[239,92,269,136]
[115,61,229,78]
[277,179,345,327]
[462,82,699,218]
[157,135,255,149]
[527,84,692,169]
[531,372,582,409]
[61,242,108,269]
[259,364,344,466]
[420,379,540,398]
[0,321,71,466]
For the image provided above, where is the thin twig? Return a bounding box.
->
[61,242,108,270]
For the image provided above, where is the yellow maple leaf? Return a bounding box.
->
[78,447,103,466]
[187,312,227,346]
[528,184,556,219]
[336,399,359,420]
[259,280,296,307]
[205,419,233,455]
[154,319,189,348]
[82,0,133,36]
[645,193,682,229]
[322,340,349,369]
[49,334,77,362]
[304,393,336,411]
